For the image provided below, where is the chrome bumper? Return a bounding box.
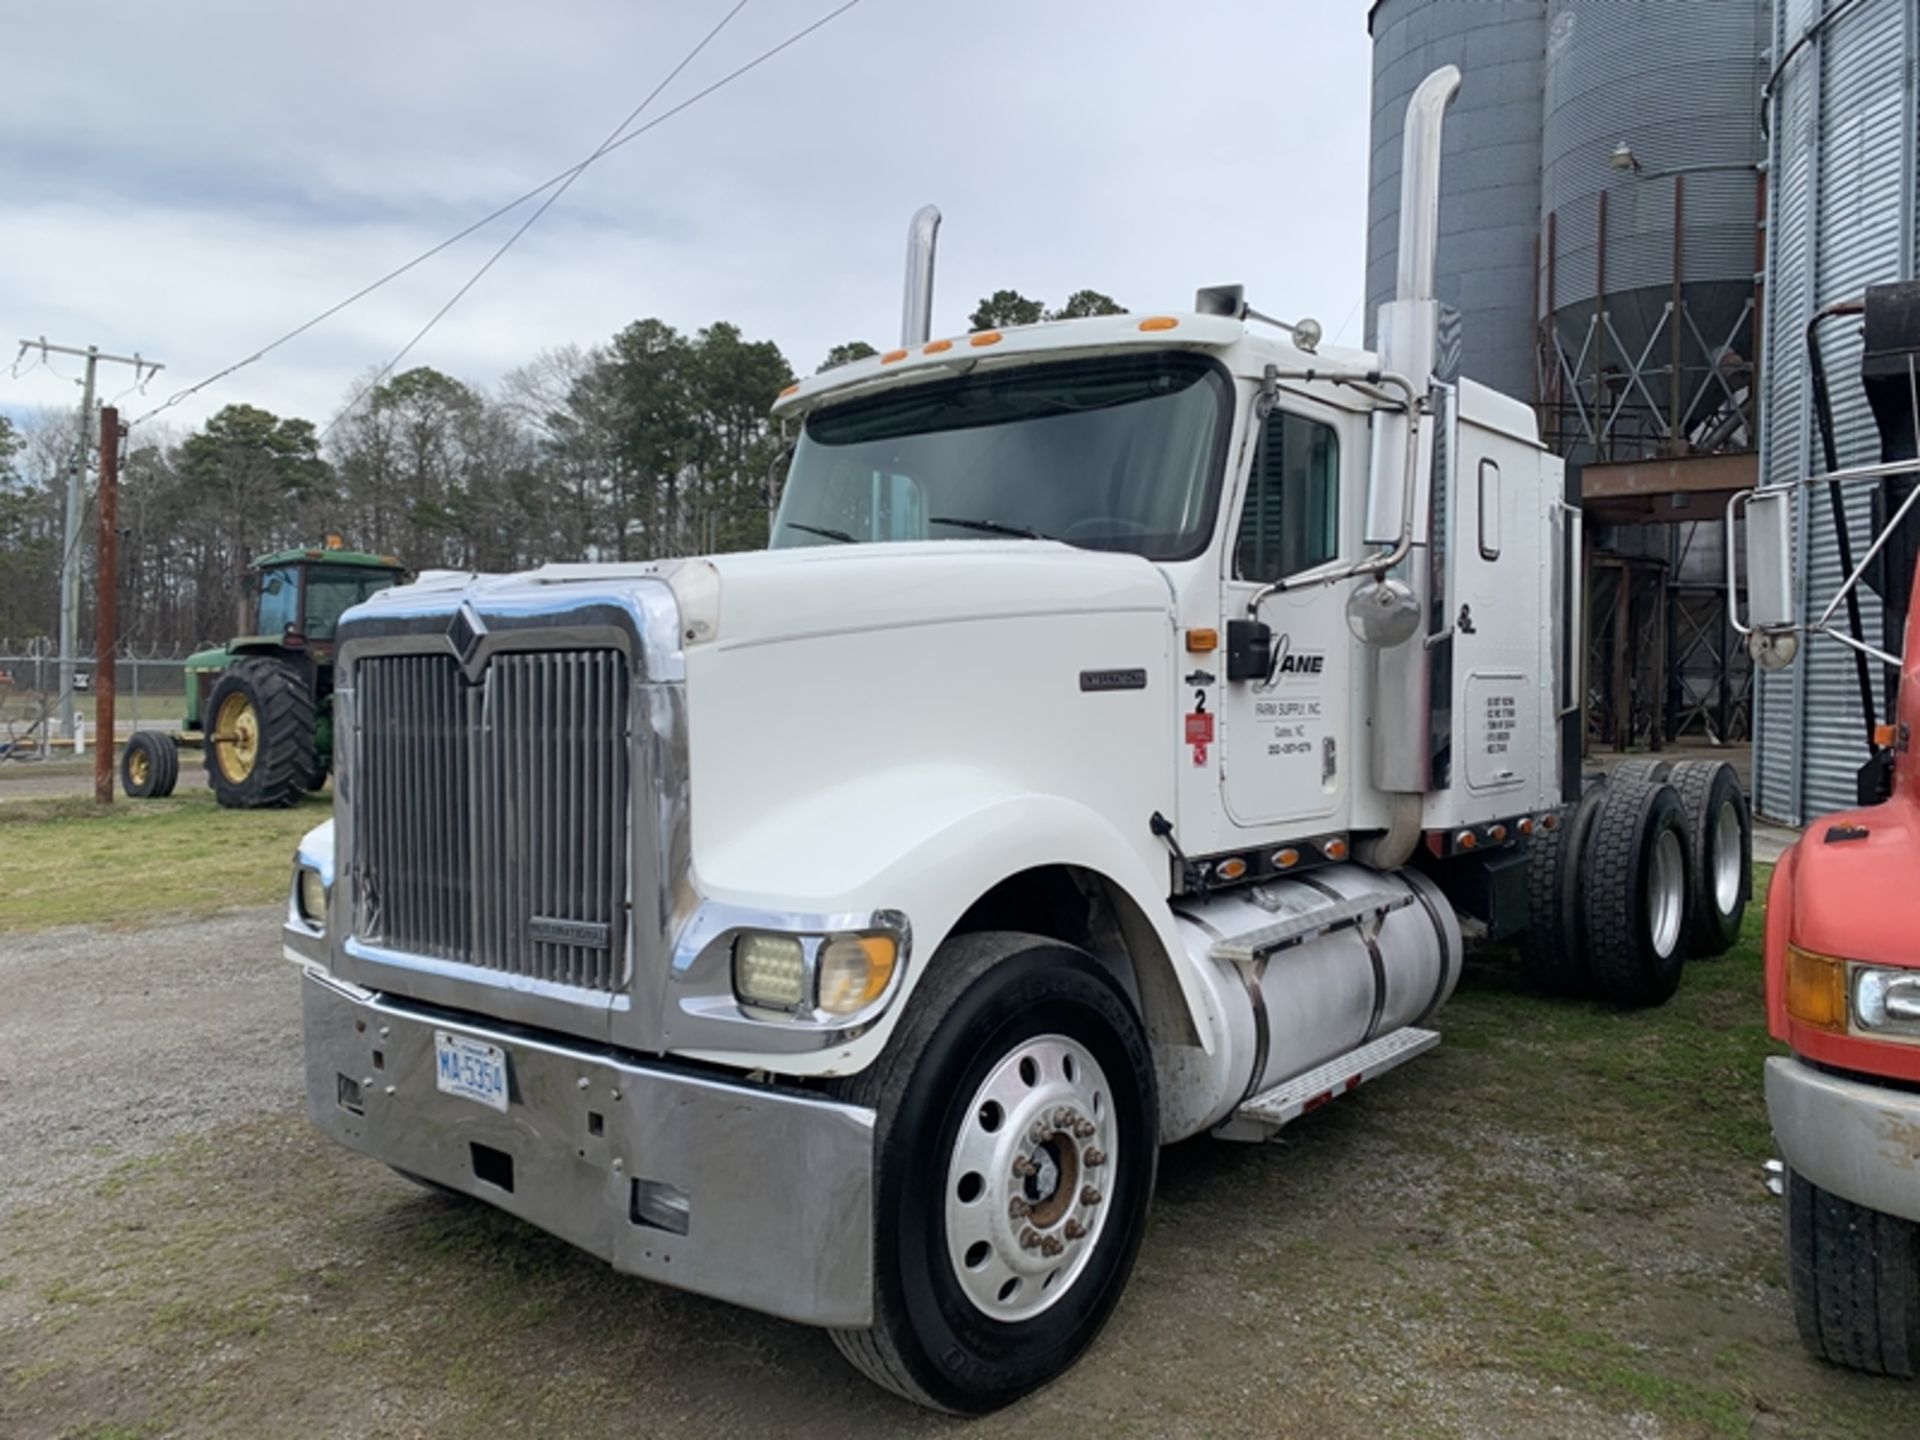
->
[303,969,876,1326]
[1765,1054,1920,1224]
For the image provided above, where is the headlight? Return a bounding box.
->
[1784,944,1847,1031]
[733,933,806,1011]
[730,925,906,1018]
[296,866,329,928]
[817,934,899,1016]
[1854,967,1920,1032]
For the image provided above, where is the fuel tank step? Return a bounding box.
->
[1223,1025,1440,1139]
[1207,888,1416,963]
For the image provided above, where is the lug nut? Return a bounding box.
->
[1064,1219,1086,1240]
[1081,1186,1102,1206]
[1008,1196,1031,1219]
[1073,1119,1096,1139]
[1011,1156,1039,1179]
[1084,1147,1107,1168]
[1020,1228,1043,1251]
[1028,1120,1049,1144]
[1041,1235,1064,1257]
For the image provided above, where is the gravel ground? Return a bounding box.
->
[0,910,1912,1439]
[0,760,210,803]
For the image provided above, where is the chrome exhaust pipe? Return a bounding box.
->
[900,205,942,347]
[1394,65,1460,306]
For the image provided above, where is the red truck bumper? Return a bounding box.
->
[1766,1054,1920,1224]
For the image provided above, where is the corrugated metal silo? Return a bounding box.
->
[1754,0,1918,826]
[1366,0,1547,399]
[1537,0,1768,463]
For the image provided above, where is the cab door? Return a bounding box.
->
[1217,401,1353,830]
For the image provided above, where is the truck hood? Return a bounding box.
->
[699,540,1175,650]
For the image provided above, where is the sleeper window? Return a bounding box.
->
[1234,410,1339,583]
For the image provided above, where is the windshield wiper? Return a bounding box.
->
[783,521,856,544]
[929,515,1052,541]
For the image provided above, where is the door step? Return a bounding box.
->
[1219,1026,1440,1140]
[1208,889,1415,964]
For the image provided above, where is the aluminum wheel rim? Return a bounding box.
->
[944,1033,1116,1321]
[1648,827,1686,958]
[1711,799,1742,916]
[212,693,259,782]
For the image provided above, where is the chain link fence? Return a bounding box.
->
[0,643,196,761]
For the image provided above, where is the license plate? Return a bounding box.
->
[434,1031,509,1112]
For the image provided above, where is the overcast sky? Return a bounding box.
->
[2,1,1372,443]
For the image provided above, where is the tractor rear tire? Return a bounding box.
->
[1670,759,1752,957]
[121,731,179,799]
[205,658,316,810]
[1583,777,1692,1007]
[1521,785,1605,995]
[1786,1167,1920,1378]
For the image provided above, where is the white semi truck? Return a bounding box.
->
[284,69,1752,1411]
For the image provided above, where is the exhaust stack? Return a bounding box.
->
[1367,65,1462,816]
[1393,65,1461,308]
[900,205,942,347]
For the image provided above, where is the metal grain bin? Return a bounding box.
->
[1538,0,1767,463]
[1754,0,1918,825]
[1366,0,1548,399]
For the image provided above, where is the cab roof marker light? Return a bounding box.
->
[923,339,954,354]
[880,349,909,364]
[1139,316,1180,332]
[969,331,1003,347]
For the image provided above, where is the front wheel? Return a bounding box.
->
[1786,1168,1920,1377]
[830,933,1157,1413]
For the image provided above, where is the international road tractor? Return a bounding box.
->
[283,70,1754,1411]
[1746,280,1920,1379]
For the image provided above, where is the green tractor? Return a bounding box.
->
[122,542,408,808]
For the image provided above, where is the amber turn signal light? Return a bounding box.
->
[1784,945,1848,1032]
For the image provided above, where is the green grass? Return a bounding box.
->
[0,788,326,932]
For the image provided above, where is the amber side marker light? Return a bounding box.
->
[1876,722,1898,748]
[1785,945,1849,1032]
[1186,628,1219,653]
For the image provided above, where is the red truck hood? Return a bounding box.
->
[1786,792,1920,967]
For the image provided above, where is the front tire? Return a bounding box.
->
[830,932,1157,1413]
[1786,1168,1920,1377]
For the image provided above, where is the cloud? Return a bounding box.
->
[1,1,1371,437]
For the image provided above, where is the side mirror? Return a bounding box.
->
[1743,488,1795,629]
[1731,488,1799,670]
[1225,619,1271,682]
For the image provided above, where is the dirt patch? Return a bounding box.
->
[0,906,1913,1439]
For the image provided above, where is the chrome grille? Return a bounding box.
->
[354,648,630,992]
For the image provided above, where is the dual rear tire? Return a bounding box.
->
[1523,758,1750,1005]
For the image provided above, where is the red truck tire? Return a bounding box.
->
[1786,1167,1920,1378]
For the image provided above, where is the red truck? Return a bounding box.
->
[1751,281,1920,1378]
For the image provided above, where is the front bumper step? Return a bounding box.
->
[303,969,877,1327]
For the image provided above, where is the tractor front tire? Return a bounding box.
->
[121,731,180,799]
[829,933,1157,1413]
[204,658,316,810]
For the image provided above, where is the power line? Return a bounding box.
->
[135,0,865,431]
[320,0,752,442]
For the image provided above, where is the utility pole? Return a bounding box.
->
[94,407,120,804]
[14,339,163,741]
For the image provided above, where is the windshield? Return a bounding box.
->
[303,567,401,640]
[771,353,1233,561]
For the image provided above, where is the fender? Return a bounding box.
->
[682,768,1222,1078]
